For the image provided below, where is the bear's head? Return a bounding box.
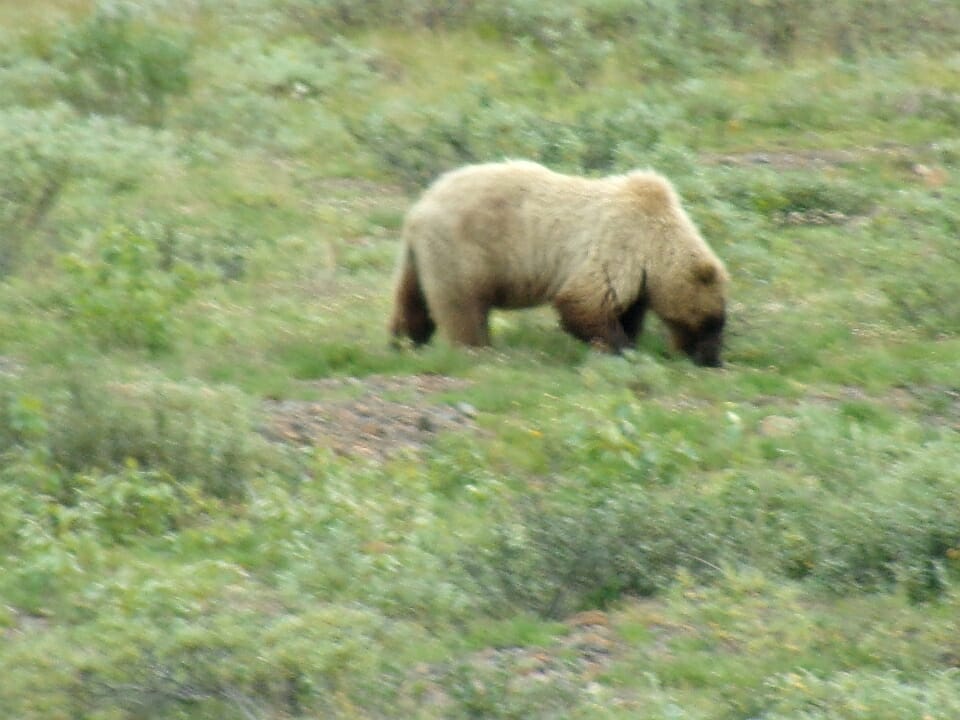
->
[654,258,728,368]
[621,171,729,367]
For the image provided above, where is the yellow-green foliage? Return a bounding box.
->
[1,1,959,718]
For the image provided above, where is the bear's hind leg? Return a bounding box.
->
[390,249,436,345]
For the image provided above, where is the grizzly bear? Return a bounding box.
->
[389,160,729,367]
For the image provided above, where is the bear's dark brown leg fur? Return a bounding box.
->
[618,295,648,345]
[664,314,725,367]
[390,249,436,345]
[554,294,629,352]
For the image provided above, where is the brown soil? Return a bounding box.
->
[703,148,865,170]
[701,143,924,171]
[261,374,479,461]
[408,610,620,710]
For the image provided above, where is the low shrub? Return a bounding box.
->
[0,47,62,107]
[58,225,212,353]
[52,2,192,125]
[223,35,377,100]
[283,0,477,34]
[0,597,420,719]
[457,411,960,618]
[477,1,612,87]
[0,368,273,502]
[721,169,874,225]
[459,483,725,619]
[761,669,960,719]
[0,105,175,275]
[352,92,664,188]
[877,197,960,338]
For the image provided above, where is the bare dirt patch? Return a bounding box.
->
[704,148,866,171]
[407,610,620,711]
[261,374,478,460]
[703,144,949,187]
[701,143,929,171]
[898,384,960,432]
[482,610,618,683]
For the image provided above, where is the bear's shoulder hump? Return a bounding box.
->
[622,171,677,215]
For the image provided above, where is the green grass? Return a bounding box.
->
[1,1,960,718]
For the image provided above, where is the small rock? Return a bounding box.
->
[455,402,478,419]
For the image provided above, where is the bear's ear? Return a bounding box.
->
[693,261,718,285]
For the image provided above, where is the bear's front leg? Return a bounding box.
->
[618,295,648,345]
[554,293,630,353]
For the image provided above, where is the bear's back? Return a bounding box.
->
[404,162,599,307]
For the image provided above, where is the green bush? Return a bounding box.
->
[0,369,278,613]
[225,35,376,100]
[0,47,62,107]
[283,0,477,34]
[476,0,960,70]
[59,225,211,353]
[877,197,960,337]
[353,92,664,188]
[721,169,874,224]
[79,466,184,543]
[718,424,960,597]
[0,369,273,502]
[247,0,960,63]
[652,0,960,59]
[52,3,192,125]
[761,669,960,719]
[0,594,421,719]
[460,484,725,619]
[438,660,585,719]
[178,36,371,157]
[457,408,960,618]
[0,105,175,275]
[478,1,612,87]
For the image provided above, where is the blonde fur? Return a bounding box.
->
[389,161,728,362]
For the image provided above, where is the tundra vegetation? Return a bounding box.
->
[1,1,959,718]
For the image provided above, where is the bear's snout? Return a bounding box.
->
[692,342,723,368]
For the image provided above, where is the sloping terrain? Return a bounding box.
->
[1,2,959,718]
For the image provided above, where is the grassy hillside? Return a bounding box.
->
[2,1,960,717]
